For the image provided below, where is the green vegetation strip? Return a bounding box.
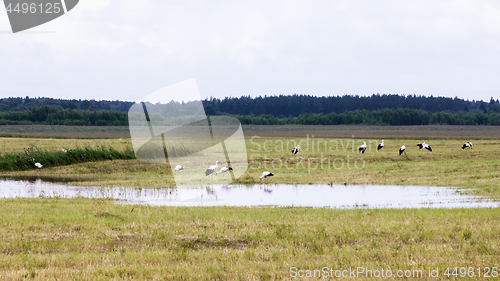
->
[0,198,498,279]
[3,106,500,126]
[0,146,135,171]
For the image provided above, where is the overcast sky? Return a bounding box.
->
[1,0,499,102]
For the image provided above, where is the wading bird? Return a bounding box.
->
[377,140,384,151]
[292,145,300,155]
[462,142,473,149]
[417,142,432,152]
[34,162,43,172]
[260,171,274,183]
[423,143,432,152]
[174,165,183,172]
[358,142,367,154]
[216,166,233,175]
[399,145,406,155]
[205,161,218,177]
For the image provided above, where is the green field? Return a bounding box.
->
[0,125,499,280]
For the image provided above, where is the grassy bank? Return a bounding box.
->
[0,198,498,280]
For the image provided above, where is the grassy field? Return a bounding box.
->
[0,125,130,139]
[0,125,499,280]
[2,124,500,139]
[0,198,498,280]
[243,124,500,139]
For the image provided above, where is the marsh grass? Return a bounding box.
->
[0,146,135,171]
[0,198,498,280]
[0,137,132,155]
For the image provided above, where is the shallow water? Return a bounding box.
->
[0,178,498,208]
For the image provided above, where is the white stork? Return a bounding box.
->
[417,142,432,152]
[260,171,274,183]
[399,145,406,155]
[423,143,432,152]
[216,166,233,175]
[34,162,43,172]
[292,145,300,155]
[358,142,367,154]
[462,142,473,150]
[174,165,183,172]
[377,140,384,151]
[205,161,218,177]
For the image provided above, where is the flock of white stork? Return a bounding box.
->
[169,140,475,184]
[174,160,275,182]
[33,141,474,183]
[358,140,473,156]
[174,161,236,178]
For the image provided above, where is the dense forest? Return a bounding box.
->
[2,106,500,126]
[0,96,133,112]
[0,106,128,126]
[0,95,499,126]
[202,94,500,117]
[2,94,500,116]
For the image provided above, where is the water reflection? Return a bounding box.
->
[261,185,273,194]
[0,178,498,209]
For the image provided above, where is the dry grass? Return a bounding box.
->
[0,125,130,139]
[243,125,500,139]
[2,124,500,139]
[0,198,498,280]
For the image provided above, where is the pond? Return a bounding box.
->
[0,178,498,208]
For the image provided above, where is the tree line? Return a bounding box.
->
[2,94,500,116]
[0,106,127,126]
[2,106,500,126]
[0,96,134,112]
[202,94,500,117]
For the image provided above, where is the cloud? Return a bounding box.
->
[1,0,500,101]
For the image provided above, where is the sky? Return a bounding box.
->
[1,0,500,102]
